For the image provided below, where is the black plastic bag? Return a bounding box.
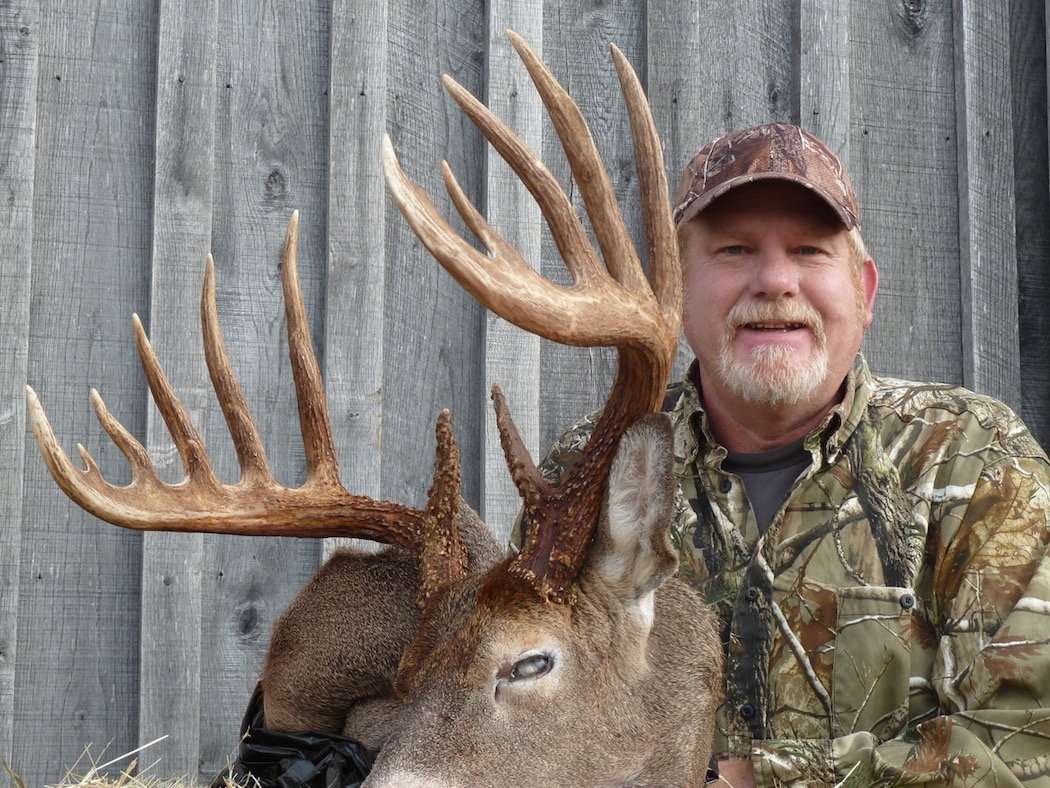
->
[209,684,375,788]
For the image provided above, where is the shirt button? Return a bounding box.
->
[719,478,732,493]
[899,593,916,610]
[745,587,760,602]
[739,703,756,720]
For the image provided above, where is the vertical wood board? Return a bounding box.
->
[538,0,643,454]
[382,0,486,512]
[953,0,1020,407]
[645,0,704,382]
[197,2,329,776]
[15,2,156,782]
[1013,0,1050,446]
[689,0,798,145]
[851,0,963,384]
[0,0,38,768]
[138,0,220,773]
[800,0,850,160]
[481,4,543,539]
[323,0,389,557]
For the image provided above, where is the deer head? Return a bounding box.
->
[27,31,721,787]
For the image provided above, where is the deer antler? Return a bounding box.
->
[26,213,467,592]
[383,32,681,602]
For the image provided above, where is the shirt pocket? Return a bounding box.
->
[830,585,914,740]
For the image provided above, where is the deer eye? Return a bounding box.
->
[510,653,553,682]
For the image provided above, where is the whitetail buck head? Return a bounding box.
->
[28,32,721,787]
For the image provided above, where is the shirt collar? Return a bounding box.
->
[668,354,874,468]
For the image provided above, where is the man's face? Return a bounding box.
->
[681,181,877,409]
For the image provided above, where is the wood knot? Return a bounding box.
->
[891,0,929,39]
[264,167,287,199]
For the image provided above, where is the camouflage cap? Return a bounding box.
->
[672,123,859,229]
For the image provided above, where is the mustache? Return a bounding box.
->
[726,300,827,343]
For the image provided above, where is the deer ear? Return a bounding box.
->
[588,413,678,623]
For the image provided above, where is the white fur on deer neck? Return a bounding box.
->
[365,771,461,788]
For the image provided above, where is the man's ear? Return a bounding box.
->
[861,257,878,328]
[588,414,678,629]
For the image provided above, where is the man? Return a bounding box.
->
[528,124,1050,786]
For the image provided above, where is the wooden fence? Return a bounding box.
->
[1,0,1047,783]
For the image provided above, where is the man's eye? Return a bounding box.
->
[795,246,822,255]
[719,245,748,256]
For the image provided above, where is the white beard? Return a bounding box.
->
[718,340,829,406]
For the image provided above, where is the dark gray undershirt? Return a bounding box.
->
[723,439,812,534]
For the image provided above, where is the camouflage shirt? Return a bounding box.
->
[526,355,1050,787]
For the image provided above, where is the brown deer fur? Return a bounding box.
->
[261,416,722,787]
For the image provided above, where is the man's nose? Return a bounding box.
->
[750,251,799,299]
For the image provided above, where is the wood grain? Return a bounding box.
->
[383,0,486,512]
[801,0,850,160]
[851,0,963,384]
[0,0,38,768]
[645,0,703,381]
[953,0,1020,408]
[196,2,329,778]
[137,0,218,773]
[1013,0,1050,446]
[538,0,643,453]
[323,0,388,556]
[481,8,543,540]
[14,2,155,782]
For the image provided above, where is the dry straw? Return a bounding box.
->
[2,734,253,788]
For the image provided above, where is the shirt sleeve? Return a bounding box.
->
[751,450,1050,787]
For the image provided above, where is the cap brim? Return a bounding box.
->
[675,172,858,230]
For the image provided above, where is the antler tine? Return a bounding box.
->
[201,253,271,486]
[278,211,341,488]
[383,137,668,356]
[26,384,104,493]
[490,385,549,513]
[418,409,468,606]
[132,313,220,489]
[28,213,434,548]
[440,162,531,278]
[439,74,602,286]
[89,387,156,484]
[609,43,682,331]
[505,30,650,297]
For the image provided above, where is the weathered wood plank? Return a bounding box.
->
[481,6,543,540]
[684,0,797,146]
[196,3,330,779]
[323,0,388,557]
[538,0,644,452]
[14,2,156,782]
[138,0,218,773]
[383,0,486,512]
[953,0,1019,407]
[0,0,38,769]
[645,0,702,381]
[1013,0,1050,447]
[646,0,701,185]
[851,0,962,384]
[800,0,851,160]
